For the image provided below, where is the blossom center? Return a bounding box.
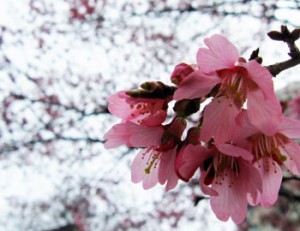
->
[130,103,152,117]
[218,68,257,107]
[203,153,240,187]
[249,133,288,165]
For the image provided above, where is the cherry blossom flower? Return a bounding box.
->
[174,34,282,138]
[236,111,300,207]
[175,143,262,224]
[131,117,186,191]
[107,90,169,127]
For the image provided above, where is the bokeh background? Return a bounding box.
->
[0,1,300,230]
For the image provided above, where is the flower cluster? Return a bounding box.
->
[104,35,300,224]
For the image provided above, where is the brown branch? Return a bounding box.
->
[265,26,300,76]
[266,57,300,76]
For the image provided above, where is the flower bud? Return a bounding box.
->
[171,63,198,85]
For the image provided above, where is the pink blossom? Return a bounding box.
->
[238,112,300,174]
[104,121,164,149]
[175,143,262,224]
[131,117,187,190]
[237,111,300,206]
[200,36,282,136]
[175,34,282,136]
[107,91,169,127]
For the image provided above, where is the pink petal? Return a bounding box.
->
[158,148,179,191]
[131,148,159,189]
[239,161,262,206]
[139,111,167,127]
[104,122,164,148]
[278,117,300,139]
[247,89,282,136]
[128,124,164,147]
[210,170,248,224]
[175,144,209,181]
[254,158,282,207]
[201,97,240,144]
[280,139,300,175]
[107,91,132,119]
[197,35,239,73]
[103,123,131,149]
[173,71,221,100]
[234,110,258,140]
[199,167,219,196]
[210,159,262,224]
[215,143,253,161]
[245,60,275,99]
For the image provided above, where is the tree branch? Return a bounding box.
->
[265,25,300,76]
[266,56,300,76]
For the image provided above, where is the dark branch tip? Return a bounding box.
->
[249,48,262,63]
[291,28,300,42]
[267,31,284,41]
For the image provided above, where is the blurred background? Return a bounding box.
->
[0,0,300,230]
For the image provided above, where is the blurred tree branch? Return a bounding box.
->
[266,26,300,76]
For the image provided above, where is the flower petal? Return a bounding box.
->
[254,158,282,207]
[215,143,253,161]
[175,144,209,181]
[199,167,219,196]
[104,122,164,148]
[235,110,258,140]
[247,89,282,136]
[280,139,300,175]
[158,148,179,191]
[210,170,248,224]
[245,60,275,100]
[107,91,132,119]
[173,70,221,100]
[210,159,262,224]
[131,148,159,190]
[197,35,239,73]
[201,97,240,143]
[278,117,300,139]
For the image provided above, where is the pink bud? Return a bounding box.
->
[170,63,198,85]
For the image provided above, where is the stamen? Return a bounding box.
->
[144,152,161,174]
[250,133,289,166]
